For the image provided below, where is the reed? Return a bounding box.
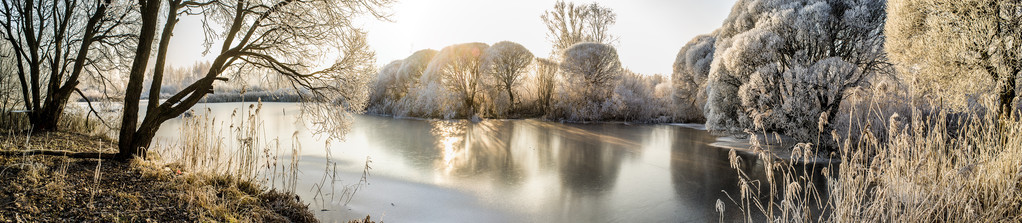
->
[725,93,1022,222]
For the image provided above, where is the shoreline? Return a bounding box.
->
[0,131,317,222]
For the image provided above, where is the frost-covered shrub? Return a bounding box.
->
[704,0,887,145]
[396,80,462,119]
[550,42,622,121]
[610,71,673,122]
[673,33,716,123]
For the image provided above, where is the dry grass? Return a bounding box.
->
[151,101,372,221]
[725,92,1022,222]
[1,105,318,222]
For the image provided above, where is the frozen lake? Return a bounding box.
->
[152,102,825,222]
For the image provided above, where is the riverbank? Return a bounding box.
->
[0,131,316,222]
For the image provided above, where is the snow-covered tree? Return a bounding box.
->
[704,0,888,143]
[886,0,1021,114]
[422,42,489,116]
[541,1,618,53]
[482,41,534,113]
[551,42,622,121]
[673,33,716,123]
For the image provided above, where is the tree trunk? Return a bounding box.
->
[117,0,163,160]
[506,86,515,112]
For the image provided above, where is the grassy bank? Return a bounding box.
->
[0,131,316,222]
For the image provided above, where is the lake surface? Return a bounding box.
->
[151,102,823,222]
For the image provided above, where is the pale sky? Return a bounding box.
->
[166,0,738,76]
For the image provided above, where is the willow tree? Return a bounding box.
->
[887,0,1021,115]
[117,0,391,160]
[0,0,131,131]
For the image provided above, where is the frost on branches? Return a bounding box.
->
[703,0,887,144]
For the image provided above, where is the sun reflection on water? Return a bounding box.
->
[431,121,466,171]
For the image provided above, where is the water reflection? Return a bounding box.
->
[153,103,830,222]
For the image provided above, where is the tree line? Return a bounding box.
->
[367,1,675,122]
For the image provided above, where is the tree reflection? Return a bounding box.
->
[669,127,753,221]
[429,120,525,187]
[552,123,635,195]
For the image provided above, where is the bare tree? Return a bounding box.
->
[0,0,132,131]
[534,57,558,112]
[482,41,533,110]
[117,0,391,159]
[887,0,1021,115]
[541,1,617,54]
[426,42,489,117]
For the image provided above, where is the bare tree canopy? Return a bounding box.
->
[541,0,617,54]
[0,0,132,131]
[887,0,1021,114]
[117,0,392,159]
[703,0,888,143]
[481,41,533,111]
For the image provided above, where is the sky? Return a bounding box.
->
[166,0,739,76]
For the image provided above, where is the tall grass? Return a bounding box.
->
[152,101,369,209]
[725,93,1022,222]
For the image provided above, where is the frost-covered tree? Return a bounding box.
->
[367,49,439,115]
[704,0,888,143]
[423,42,489,116]
[368,60,404,113]
[612,71,672,122]
[561,42,621,100]
[534,58,559,112]
[396,49,439,97]
[551,42,622,121]
[673,33,716,122]
[541,1,617,53]
[482,41,533,111]
[886,0,1021,115]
